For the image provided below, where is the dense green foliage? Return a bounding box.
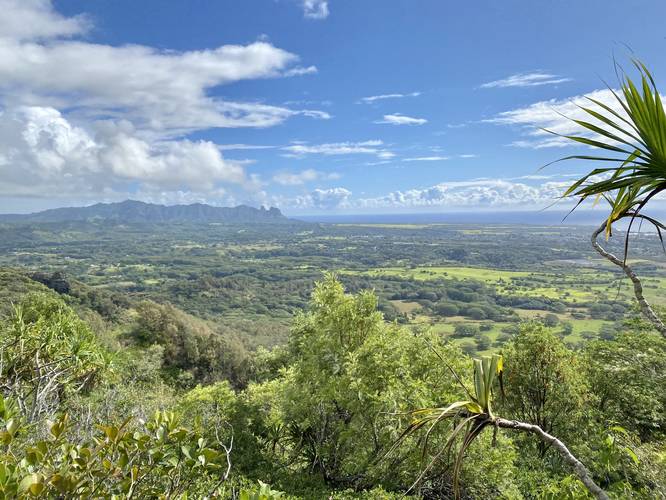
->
[129,300,250,388]
[0,293,108,422]
[0,404,229,498]
[501,323,589,456]
[1,269,665,498]
[586,328,666,441]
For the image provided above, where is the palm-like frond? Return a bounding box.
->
[388,354,503,498]
[553,60,666,244]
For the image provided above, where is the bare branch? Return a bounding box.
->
[494,417,608,500]
[591,221,666,337]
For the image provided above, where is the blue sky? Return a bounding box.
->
[1,0,666,214]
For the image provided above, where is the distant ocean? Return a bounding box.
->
[293,210,666,227]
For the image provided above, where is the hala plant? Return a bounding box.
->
[552,60,666,336]
[0,293,110,422]
[392,354,608,500]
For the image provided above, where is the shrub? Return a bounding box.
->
[453,323,480,338]
[435,302,459,317]
[0,293,108,422]
[466,307,487,320]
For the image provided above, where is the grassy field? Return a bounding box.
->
[389,300,422,314]
[345,264,666,304]
[348,264,634,353]
[345,266,530,282]
[415,315,612,355]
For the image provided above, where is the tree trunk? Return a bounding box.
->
[494,417,609,500]
[591,222,666,337]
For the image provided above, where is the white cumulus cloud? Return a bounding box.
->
[0,38,324,133]
[283,187,352,209]
[0,0,90,41]
[272,178,583,212]
[0,0,328,205]
[0,106,250,198]
[357,179,571,210]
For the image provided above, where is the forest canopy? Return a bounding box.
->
[1,270,665,498]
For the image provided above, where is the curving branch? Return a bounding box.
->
[494,417,608,500]
[591,221,666,337]
[398,351,607,498]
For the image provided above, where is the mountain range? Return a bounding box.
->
[0,200,291,224]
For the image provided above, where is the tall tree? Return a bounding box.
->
[500,323,589,457]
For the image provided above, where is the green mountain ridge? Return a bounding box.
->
[0,200,291,224]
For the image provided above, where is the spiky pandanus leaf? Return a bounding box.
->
[552,60,666,248]
[388,354,504,498]
[550,60,666,338]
